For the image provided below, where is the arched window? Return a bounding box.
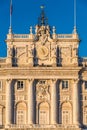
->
[16,102,27,124]
[61,102,72,125]
[39,102,49,124]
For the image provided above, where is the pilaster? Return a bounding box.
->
[28,79,35,124]
[6,79,12,126]
[72,79,80,126]
[51,79,57,124]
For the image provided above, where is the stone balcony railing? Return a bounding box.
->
[9,124,78,129]
[13,34,30,39]
[13,34,74,39]
[57,34,73,39]
[7,34,78,40]
[79,58,87,67]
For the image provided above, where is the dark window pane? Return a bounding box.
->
[62,81,68,89]
[85,81,87,89]
[17,81,24,90]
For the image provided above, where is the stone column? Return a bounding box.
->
[72,79,80,126]
[28,79,35,124]
[51,79,57,124]
[6,79,12,126]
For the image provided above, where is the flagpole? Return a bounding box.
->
[9,0,12,33]
[73,0,77,34]
[10,0,12,28]
[74,0,76,28]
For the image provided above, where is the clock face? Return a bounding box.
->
[37,46,49,60]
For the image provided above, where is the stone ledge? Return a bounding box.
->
[4,128,82,130]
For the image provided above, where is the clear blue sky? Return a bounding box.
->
[0,0,87,57]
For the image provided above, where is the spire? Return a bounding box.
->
[38,5,48,26]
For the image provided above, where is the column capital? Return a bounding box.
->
[6,79,12,84]
[27,79,34,83]
[52,79,57,84]
[72,79,79,84]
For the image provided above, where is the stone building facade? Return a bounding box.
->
[0,8,87,130]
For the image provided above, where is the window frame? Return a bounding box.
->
[17,110,26,124]
[62,110,70,124]
[83,109,87,124]
[85,81,87,90]
[0,81,2,91]
[0,108,2,125]
[17,80,24,91]
[62,80,69,90]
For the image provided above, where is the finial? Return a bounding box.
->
[30,26,33,34]
[52,26,56,34]
[35,25,38,34]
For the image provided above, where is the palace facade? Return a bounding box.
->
[0,8,87,130]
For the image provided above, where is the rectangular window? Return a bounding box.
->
[84,111,87,124]
[39,80,45,84]
[62,80,68,89]
[0,109,2,125]
[17,81,24,90]
[39,110,49,124]
[62,110,70,124]
[0,81,2,91]
[17,110,26,124]
[85,81,87,89]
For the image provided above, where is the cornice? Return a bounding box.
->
[0,66,82,80]
[5,38,79,43]
[5,39,34,43]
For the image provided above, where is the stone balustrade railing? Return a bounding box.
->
[79,58,87,67]
[9,124,77,129]
[12,34,74,39]
[13,34,30,39]
[57,34,73,39]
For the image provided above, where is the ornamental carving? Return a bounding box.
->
[51,46,57,57]
[17,47,25,53]
[36,80,50,101]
